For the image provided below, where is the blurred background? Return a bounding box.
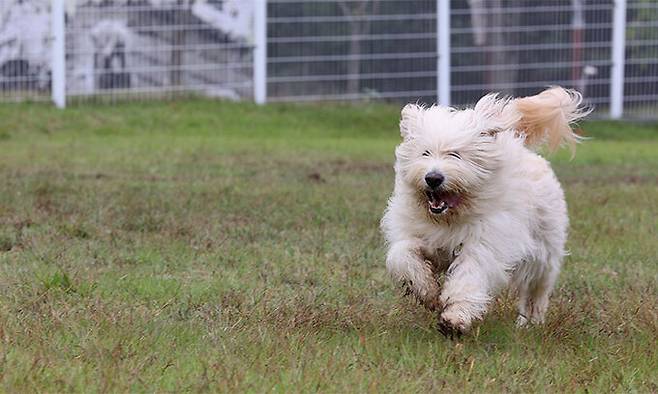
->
[0,0,656,118]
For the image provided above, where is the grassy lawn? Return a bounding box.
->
[0,100,656,392]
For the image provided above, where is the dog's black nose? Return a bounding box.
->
[425,171,444,188]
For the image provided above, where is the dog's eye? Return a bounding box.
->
[447,151,461,159]
[422,150,432,157]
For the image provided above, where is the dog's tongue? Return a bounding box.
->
[442,193,461,208]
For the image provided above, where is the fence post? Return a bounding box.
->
[51,0,66,108]
[254,0,267,105]
[437,0,450,106]
[610,0,626,119]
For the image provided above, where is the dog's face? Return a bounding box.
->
[394,89,584,219]
[395,103,506,219]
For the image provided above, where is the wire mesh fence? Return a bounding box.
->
[65,0,255,102]
[448,1,615,111]
[0,0,656,120]
[625,0,658,118]
[267,0,438,103]
[0,0,255,103]
[0,0,51,102]
[67,1,254,102]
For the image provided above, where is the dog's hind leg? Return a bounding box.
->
[514,256,561,326]
[386,239,441,311]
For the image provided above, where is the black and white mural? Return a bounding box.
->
[0,0,255,99]
[0,0,51,92]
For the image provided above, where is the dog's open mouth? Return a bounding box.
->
[425,190,461,214]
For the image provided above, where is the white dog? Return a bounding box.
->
[381,87,589,336]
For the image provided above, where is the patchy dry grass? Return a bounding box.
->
[0,100,656,392]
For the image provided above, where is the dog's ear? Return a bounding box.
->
[400,104,423,140]
[474,93,517,138]
[475,87,590,154]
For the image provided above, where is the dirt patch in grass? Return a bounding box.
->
[327,158,390,174]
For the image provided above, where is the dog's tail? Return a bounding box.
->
[510,87,591,155]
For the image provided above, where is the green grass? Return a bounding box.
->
[0,100,656,392]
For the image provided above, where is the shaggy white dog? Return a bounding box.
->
[381,87,589,336]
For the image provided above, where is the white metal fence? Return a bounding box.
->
[625,1,658,118]
[267,0,438,102]
[0,0,657,119]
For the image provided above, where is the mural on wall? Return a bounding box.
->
[0,0,254,97]
[0,0,51,91]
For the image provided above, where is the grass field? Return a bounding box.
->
[0,100,656,392]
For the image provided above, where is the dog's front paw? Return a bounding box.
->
[401,279,441,311]
[437,308,470,339]
[515,313,530,327]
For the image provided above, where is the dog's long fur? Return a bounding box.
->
[381,87,589,335]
